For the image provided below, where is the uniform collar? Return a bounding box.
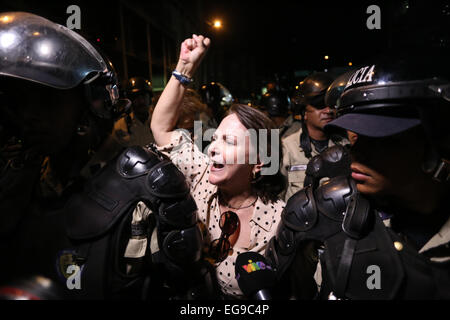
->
[420,215,450,253]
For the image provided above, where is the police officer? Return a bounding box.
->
[267,54,450,299]
[260,90,290,129]
[126,77,154,122]
[0,12,212,300]
[200,81,233,124]
[301,71,356,190]
[280,72,345,201]
[324,71,358,145]
[112,76,155,148]
[0,11,125,238]
[0,10,127,286]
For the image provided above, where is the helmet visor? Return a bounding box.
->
[0,12,107,89]
[325,113,420,138]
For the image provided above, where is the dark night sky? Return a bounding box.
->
[1,0,447,95]
[203,0,449,76]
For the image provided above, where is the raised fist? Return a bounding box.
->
[177,34,211,78]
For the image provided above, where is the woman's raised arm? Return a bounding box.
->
[151,34,210,146]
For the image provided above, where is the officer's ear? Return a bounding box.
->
[303,105,309,121]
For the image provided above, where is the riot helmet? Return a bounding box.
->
[325,54,450,181]
[260,91,290,117]
[0,12,128,119]
[324,70,355,109]
[124,76,153,122]
[0,12,129,157]
[200,82,233,123]
[291,72,335,115]
[200,82,233,108]
[125,77,153,99]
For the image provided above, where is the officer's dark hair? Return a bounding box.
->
[226,104,286,203]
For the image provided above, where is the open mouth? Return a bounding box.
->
[211,161,225,172]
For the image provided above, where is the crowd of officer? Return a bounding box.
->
[0,11,449,300]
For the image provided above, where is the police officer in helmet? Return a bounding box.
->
[260,90,290,129]
[0,10,125,237]
[0,12,211,300]
[200,81,233,124]
[125,76,153,124]
[110,76,155,148]
[267,53,450,299]
[0,10,127,285]
[301,71,356,191]
[280,72,347,202]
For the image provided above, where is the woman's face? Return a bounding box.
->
[208,114,256,189]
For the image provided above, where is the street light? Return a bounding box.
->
[207,19,223,30]
[213,19,222,29]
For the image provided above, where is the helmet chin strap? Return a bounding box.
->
[422,141,450,182]
[431,158,450,182]
[417,103,450,183]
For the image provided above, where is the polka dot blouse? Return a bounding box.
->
[156,129,285,299]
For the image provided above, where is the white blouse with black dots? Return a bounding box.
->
[157,130,285,299]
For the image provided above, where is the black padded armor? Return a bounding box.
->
[304,145,352,189]
[267,176,356,278]
[63,145,206,299]
[266,176,450,299]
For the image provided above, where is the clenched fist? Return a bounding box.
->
[176,34,211,78]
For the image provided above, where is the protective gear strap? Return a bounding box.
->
[334,238,357,297]
[433,159,450,182]
[150,227,160,254]
[342,193,372,239]
[300,122,313,159]
[124,201,152,259]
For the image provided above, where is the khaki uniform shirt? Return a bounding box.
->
[157,130,285,299]
[281,126,335,202]
[279,115,302,140]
